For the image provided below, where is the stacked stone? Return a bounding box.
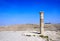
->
[40,11,44,34]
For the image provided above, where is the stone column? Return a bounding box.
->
[40,11,44,34]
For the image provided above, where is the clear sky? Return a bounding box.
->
[0,0,60,26]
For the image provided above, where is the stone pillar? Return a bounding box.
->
[40,11,44,34]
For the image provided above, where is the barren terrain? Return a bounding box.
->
[0,24,60,41]
[0,24,60,31]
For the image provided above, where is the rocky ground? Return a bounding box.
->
[0,24,60,41]
[44,31,60,41]
[0,31,46,41]
[0,31,60,41]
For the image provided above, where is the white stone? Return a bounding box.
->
[0,31,46,41]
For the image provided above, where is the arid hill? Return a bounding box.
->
[0,24,60,31]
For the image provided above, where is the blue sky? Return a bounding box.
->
[0,0,60,25]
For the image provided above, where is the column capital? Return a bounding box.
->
[40,11,44,14]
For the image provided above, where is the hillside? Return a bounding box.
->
[0,24,60,31]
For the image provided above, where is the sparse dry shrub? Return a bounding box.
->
[33,35,35,37]
[39,35,44,38]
